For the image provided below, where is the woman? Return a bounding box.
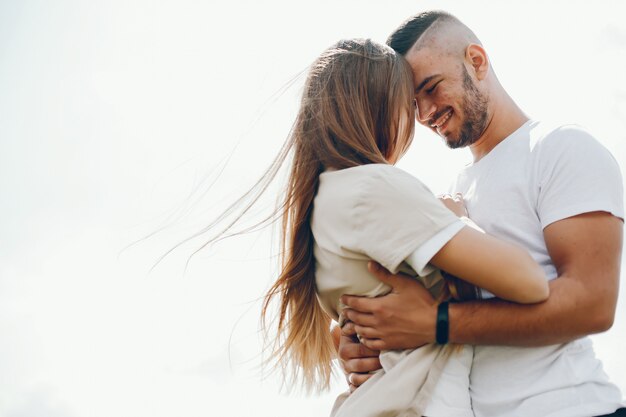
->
[252,39,548,416]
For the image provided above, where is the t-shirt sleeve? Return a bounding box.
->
[535,125,625,228]
[347,165,463,274]
[405,220,465,276]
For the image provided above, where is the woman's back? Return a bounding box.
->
[312,163,453,320]
[311,163,474,417]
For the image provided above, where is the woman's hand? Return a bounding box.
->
[439,193,468,217]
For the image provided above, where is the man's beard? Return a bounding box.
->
[445,66,489,149]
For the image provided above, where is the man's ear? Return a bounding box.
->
[465,43,489,80]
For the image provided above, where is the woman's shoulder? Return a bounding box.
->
[315,163,435,222]
[319,163,423,194]
[314,165,400,233]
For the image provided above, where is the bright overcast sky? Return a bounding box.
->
[1,1,625,416]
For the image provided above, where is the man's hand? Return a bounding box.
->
[341,262,438,351]
[337,321,381,391]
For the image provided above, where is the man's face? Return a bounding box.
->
[405,47,489,149]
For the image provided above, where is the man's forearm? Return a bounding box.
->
[341,212,621,352]
[448,275,614,346]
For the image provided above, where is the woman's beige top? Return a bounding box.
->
[311,164,474,417]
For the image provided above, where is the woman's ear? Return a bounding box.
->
[465,44,489,80]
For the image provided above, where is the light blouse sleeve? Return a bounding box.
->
[346,165,464,274]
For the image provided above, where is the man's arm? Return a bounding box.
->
[342,211,623,350]
[332,322,381,391]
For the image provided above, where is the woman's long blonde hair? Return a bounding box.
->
[261,39,417,392]
[198,38,475,393]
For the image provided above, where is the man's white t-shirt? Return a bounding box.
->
[450,120,625,417]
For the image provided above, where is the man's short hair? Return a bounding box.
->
[386,10,455,55]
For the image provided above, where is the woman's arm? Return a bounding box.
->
[430,226,549,304]
[433,193,548,304]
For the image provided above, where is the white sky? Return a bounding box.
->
[1,1,625,416]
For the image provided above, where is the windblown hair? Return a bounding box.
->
[260,38,417,392]
[386,10,455,54]
[196,36,475,394]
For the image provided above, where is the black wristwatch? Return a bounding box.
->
[436,301,449,345]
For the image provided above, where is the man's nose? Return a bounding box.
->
[416,97,435,125]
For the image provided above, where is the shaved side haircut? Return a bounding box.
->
[387,11,480,56]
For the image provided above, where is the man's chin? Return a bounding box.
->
[442,135,463,149]
[443,130,480,149]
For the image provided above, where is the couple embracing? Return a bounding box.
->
[247,10,625,417]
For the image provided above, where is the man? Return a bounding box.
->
[337,10,625,417]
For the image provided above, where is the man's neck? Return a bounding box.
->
[469,95,528,163]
